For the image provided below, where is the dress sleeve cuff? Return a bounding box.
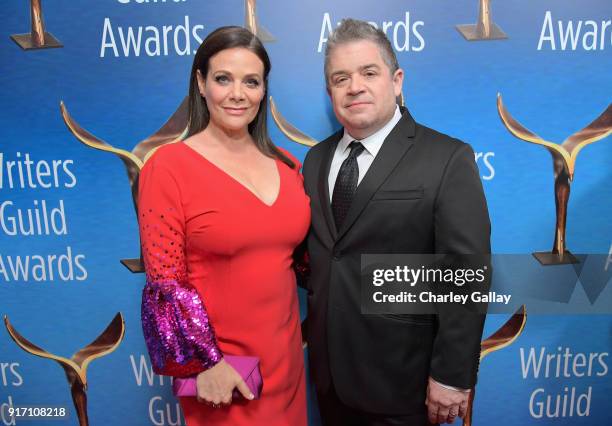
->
[141,279,223,377]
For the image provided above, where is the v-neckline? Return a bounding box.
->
[181,142,282,208]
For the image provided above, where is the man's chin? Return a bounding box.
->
[344,119,374,131]
[339,112,372,126]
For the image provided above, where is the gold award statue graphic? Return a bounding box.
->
[456,0,507,41]
[498,94,612,265]
[3,313,125,426]
[245,0,274,42]
[463,306,526,426]
[10,0,63,50]
[60,98,189,272]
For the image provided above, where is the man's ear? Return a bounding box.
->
[392,68,404,97]
[196,70,206,96]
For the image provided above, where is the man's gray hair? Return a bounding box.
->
[324,18,400,84]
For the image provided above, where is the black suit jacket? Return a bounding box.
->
[301,107,491,415]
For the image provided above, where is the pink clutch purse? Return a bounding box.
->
[172,355,263,399]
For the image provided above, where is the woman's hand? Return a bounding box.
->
[196,359,254,407]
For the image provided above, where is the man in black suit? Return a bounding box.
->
[300,19,490,425]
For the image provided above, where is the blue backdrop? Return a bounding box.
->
[1,0,611,425]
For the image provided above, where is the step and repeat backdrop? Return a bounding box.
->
[1,0,611,425]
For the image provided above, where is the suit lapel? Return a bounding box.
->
[318,130,342,239]
[336,108,417,242]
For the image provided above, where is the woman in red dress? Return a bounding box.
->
[138,26,309,425]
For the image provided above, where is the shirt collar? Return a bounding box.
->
[339,106,402,157]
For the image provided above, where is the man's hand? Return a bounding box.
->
[196,359,254,407]
[425,377,470,424]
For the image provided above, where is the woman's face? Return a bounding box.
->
[197,47,265,134]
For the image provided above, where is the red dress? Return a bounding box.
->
[138,142,309,426]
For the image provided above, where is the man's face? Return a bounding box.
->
[326,40,403,140]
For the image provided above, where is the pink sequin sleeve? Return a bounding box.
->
[138,155,223,377]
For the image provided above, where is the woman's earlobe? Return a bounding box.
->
[196,70,206,96]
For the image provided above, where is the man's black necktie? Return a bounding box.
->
[332,141,365,230]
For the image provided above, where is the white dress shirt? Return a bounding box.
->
[328,106,402,201]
